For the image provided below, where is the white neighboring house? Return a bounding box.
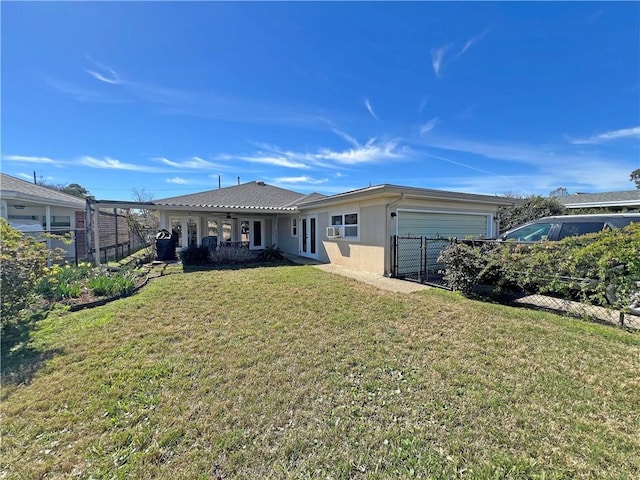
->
[0,173,86,261]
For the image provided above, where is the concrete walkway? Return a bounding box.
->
[283,253,428,294]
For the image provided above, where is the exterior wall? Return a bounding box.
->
[277,214,299,255]
[304,200,387,274]
[302,196,503,275]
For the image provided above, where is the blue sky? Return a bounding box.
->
[2,2,639,200]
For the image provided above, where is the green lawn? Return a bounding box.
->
[2,265,639,479]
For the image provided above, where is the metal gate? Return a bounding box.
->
[390,236,452,288]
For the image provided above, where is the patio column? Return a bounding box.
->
[159,210,168,230]
[1,200,7,219]
[181,217,188,248]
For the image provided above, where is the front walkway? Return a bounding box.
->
[283,254,428,294]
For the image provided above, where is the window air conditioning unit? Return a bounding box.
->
[326,226,341,238]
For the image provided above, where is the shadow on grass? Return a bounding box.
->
[1,310,63,396]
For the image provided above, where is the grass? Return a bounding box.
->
[1,265,639,479]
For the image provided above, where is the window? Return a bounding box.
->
[503,222,557,242]
[330,212,359,238]
[557,222,604,240]
[291,218,298,237]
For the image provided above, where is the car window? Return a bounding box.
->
[503,222,557,241]
[557,222,604,240]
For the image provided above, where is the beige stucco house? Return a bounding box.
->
[95,180,514,276]
[0,173,86,260]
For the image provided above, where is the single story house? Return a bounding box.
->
[557,190,640,211]
[0,173,86,260]
[94,181,515,276]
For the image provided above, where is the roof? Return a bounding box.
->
[556,190,640,209]
[297,183,518,208]
[0,173,86,209]
[153,181,305,211]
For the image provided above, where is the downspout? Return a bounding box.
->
[384,193,406,276]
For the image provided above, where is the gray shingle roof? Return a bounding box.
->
[0,173,86,208]
[557,190,640,208]
[153,181,305,210]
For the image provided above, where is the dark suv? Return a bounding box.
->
[498,213,640,242]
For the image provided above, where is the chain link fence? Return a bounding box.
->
[391,235,640,329]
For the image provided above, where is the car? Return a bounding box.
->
[498,213,640,242]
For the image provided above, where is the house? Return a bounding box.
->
[105,180,515,276]
[556,190,640,211]
[0,173,86,260]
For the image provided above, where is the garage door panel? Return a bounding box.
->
[398,212,489,239]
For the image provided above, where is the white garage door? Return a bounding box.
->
[397,211,489,239]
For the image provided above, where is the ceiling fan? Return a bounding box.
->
[225,213,238,220]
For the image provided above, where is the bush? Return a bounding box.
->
[210,247,258,264]
[180,245,211,265]
[0,219,51,329]
[257,244,286,262]
[88,271,136,297]
[439,224,640,310]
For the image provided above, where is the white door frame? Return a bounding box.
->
[299,214,318,259]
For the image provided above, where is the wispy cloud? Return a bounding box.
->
[318,139,405,165]
[3,155,58,164]
[418,95,430,114]
[154,156,224,169]
[78,156,161,172]
[566,126,640,145]
[430,44,451,78]
[417,135,636,192]
[274,176,328,185]
[431,29,489,77]
[364,98,380,121]
[455,29,489,58]
[419,118,439,136]
[238,155,310,169]
[166,176,189,184]
[84,57,122,85]
[331,127,360,147]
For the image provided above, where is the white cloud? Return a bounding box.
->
[430,44,451,78]
[331,127,360,147]
[166,177,188,184]
[418,135,636,192]
[318,139,405,165]
[364,98,380,121]
[84,57,121,85]
[274,176,328,185]
[238,155,310,169]
[419,118,439,136]
[567,126,640,145]
[77,156,160,172]
[3,155,58,164]
[455,29,489,58]
[155,156,223,169]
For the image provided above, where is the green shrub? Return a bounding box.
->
[439,224,640,310]
[257,244,285,262]
[180,245,211,265]
[0,219,50,328]
[88,271,136,297]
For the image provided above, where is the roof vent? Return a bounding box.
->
[256,181,265,186]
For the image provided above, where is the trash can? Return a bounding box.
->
[155,229,177,261]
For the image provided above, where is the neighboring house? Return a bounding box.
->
[0,173,86,260]
[557,190,640,211]
[95,180,514,275]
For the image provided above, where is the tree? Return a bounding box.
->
[498,196,566,233]
[60,183,91,198]
[631,169,640,190]
[549,187,569,197]
[40,181,91,199]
